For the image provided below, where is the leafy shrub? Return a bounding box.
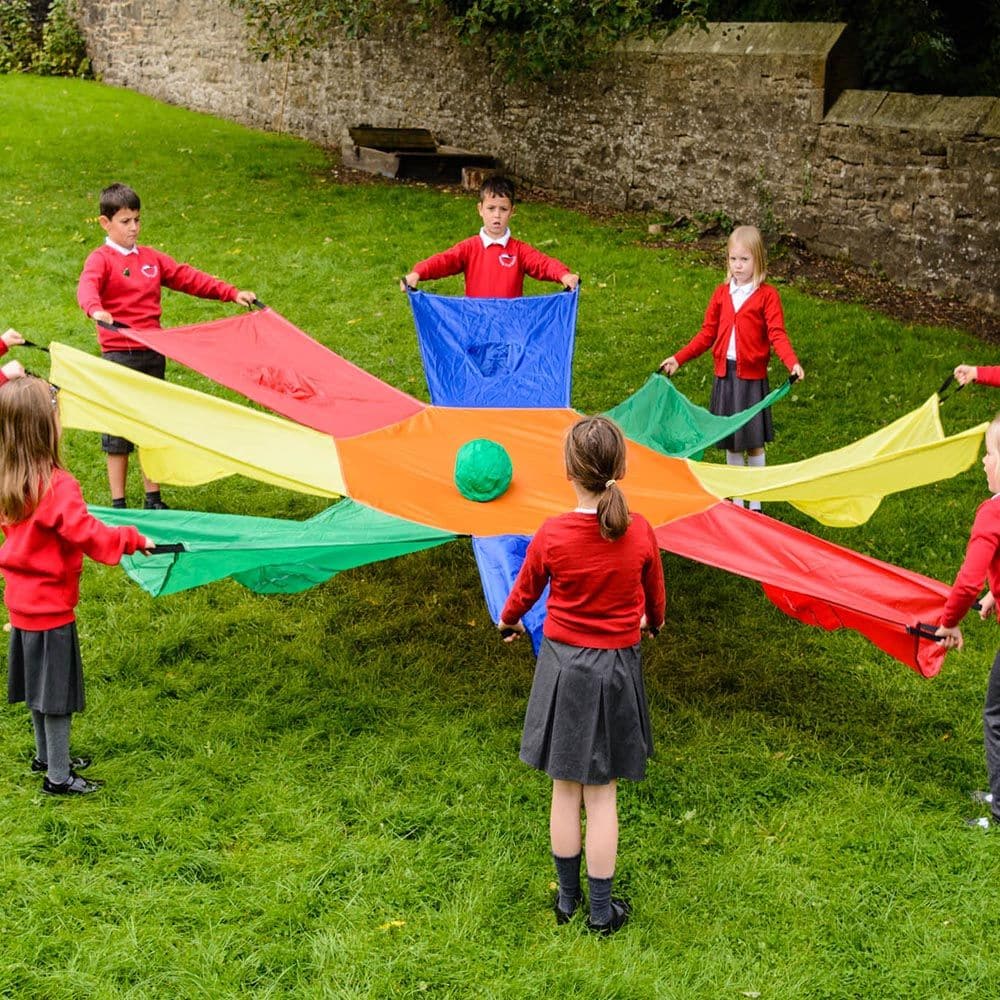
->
[0,0,39,73]
[37,0,91,77]
[0,0,91,78]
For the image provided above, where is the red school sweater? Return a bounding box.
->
[77,243,240,351]
[941,495,1000,629]
[0,469,143,630]
[501,511,666,649]
[673,282,799,380]
[413,235,570,298]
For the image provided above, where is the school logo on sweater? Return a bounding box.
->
[141,264,158,278]
[498,253,517,268]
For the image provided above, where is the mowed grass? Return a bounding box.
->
[1,74,1000,998]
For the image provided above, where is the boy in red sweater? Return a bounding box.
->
[401,176,579,298]
[77,183,257,510]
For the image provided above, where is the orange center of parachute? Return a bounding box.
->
[337,406,720,535]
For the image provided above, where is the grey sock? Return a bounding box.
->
[588,874,613,925]
[553,852,582,913]
[44,714,72,784]
[31,710,47,763]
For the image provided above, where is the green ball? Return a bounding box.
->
[454,438,513,502]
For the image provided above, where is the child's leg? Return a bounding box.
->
[43,714,72,785]
[726,450,746,508]
[31,709,47,764]
[983,650,1000,820]
[746,447,766,511]
[107,453,129,504]
[583,781,624,927]
[551,779,584,915]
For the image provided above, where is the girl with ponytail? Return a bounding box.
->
[499,415,666,935]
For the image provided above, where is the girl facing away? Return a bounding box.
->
[0,377,150,795]
[936,414,1000,828]
[659,225,805,510]
[498,415,666,934]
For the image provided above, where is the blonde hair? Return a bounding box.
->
[727,225,767,286]
[0,377,62,524]
[987,414,1000,454]
[565,415,630,540]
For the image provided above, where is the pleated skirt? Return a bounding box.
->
[709,360,774,452]
[7,622,85,715]
[519,637,653,785]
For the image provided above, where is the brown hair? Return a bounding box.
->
[727,225,767,286]
[565,415,630,540]
[100,182,141,219]
[0,377,62,524]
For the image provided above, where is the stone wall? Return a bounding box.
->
[76,2,999,312]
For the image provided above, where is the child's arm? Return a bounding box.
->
[499,527,550,634]
[0,330,25,383]
[404,240,471,288]
[49,474,146,564]
[956,365,1000,388]
[517,243,577,289]
[157,250,254,307]
[662,285,726,373]
[641,520,666,632]
[77,249,111,322]
[762,287,804,380]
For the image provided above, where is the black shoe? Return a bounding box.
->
[143,499,170,510]
[586,897,631,936]
[554,892,584,925]
[31,756,91,773]
[42,774,102,795]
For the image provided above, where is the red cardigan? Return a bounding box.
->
[940,495,1000,628]
[0,339,9,386]
[674,282,799,380]
[975,367,1000,387]
[77,243,240,351]
[0,469,143,630]
[413,235,570,298]
[501,511,666,649]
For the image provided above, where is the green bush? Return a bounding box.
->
[0,0,38,73]
[37,0,91,77]
[0,0,91,78]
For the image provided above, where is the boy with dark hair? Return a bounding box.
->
[77,182,257,509]
[402,175,579,298]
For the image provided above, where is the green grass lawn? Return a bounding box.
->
[2,74,1000,999]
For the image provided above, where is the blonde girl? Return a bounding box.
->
[660,225,804,509]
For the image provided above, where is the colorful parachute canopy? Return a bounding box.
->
[656,502,950,677]
[408,288,579,407]
[689,394,986,527]
[105,308,425,437]
[94,501,455,596]
[50,343,345,498]
[606,373,792,460]
[47,296,984,673]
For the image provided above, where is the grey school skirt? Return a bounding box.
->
[519,637,653,785]
[709,360,774,452]
[7,622,85,715]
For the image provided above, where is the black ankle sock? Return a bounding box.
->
[144,490,161,504]
[553,852,582,912]
[587,874,613,925]
[111,497,127,509]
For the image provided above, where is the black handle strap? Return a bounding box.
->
[938,373,965,403]
[148,543,186,554]
[21,340,50,353]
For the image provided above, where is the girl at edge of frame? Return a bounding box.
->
[659,224,805,510]
[498,414,666,935]
[936,413,1000,828]
[0,376,150,795]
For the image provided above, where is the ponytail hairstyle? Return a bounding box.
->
[565,415,630,540]
[727,224,767,286]
[0,376,62,525]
